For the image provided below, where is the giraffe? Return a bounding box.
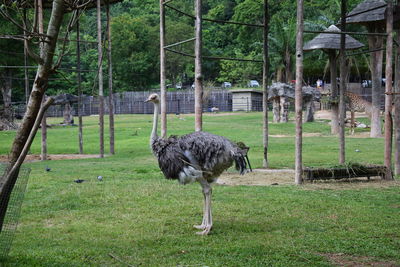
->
[345,92,373,134]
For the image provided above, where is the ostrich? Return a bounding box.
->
[145,93,249,235]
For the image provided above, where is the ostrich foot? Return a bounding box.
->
[193,224,206,230]
[196,226,212,235]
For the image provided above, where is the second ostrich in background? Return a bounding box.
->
[145,93,250,235]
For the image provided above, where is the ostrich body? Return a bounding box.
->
[145,93,248,235]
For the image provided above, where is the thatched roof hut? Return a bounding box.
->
[303,25,364,51]
[346,0,387,24]
[345,0,400,28]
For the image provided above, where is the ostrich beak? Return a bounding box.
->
[144,98,150,103]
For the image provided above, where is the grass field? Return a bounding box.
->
[0,112,399,266]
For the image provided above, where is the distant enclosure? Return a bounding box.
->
[14,90,250,117]
[9,84,381,118]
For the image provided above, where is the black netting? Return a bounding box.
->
[0,164,31,259]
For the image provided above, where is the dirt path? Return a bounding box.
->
[0,154,101,163]
[218,169,400,189]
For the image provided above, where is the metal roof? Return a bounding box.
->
[303,25,364,51]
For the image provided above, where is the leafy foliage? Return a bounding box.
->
[1,0,371,100]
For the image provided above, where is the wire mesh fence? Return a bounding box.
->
[0,164,31,259]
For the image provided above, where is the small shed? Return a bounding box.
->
[230,89,263,112]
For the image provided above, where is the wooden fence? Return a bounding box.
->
[38,90,237,117]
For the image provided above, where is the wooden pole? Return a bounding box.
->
[262,0,269,168]
[338,0,346,164]
[368,25,384,138]
[38,0,47,161]
[384,0,394,180]
[328,50,339,135]
[106,2,115,154]
[77,13,83,154]
[97,0,104,158]
[160,0,167,138]
[194,0,203,132]
[394,29,400,176]
[23,10,29,105]
[295,0,304,185]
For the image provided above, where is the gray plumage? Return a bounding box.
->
[145,93,249,235]
[152,131,247,184]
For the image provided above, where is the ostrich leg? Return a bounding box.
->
[194,178,213,235]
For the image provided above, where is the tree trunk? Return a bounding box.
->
[194,0,203,132]
[338,0,346,164]
[272,97,280,122]
[107,3,115,154]
[0,69,13,122]
[41,98,47,161]
[262,0,269,168]
[328,51,339,134]
[160,0,167,138]
[394,29,400,176]
[384,1,393,180]
[303,98,315,122]
[97,0,104,157]
[38,0,47,161]
[280,96,288,122]
[76,15,83,154]
[368,25,384,138]
[295,0,304,184]
[276,68,284,83]
[0,0,65,233]
[285,50,292,83]
[23,10,30,104]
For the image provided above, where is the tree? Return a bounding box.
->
[0,0,82,233]
[269,17,296,83]
[0,16,24,124]
[111,14,159,90]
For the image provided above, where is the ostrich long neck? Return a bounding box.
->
[150,101,160,145]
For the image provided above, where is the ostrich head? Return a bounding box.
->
[145,93,160,104]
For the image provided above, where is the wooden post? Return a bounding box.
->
[295,0,304,184]
[194,0,203,132]
[160,0,167,138]
[394,29,400,176]
[38,0,47,161]
[338,0,346,164]
[23,10,29,105]
[106,2,115,154]
[368,26,384,138]
[384,0,394,180]
[97,0,104,158]
[262,0,269,168]
[77,13,83,154]
[328,51,339,134]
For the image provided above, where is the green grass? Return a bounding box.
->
[0,112,399,266]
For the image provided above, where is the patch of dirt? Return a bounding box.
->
[320,253,399,267]
[0,154,102,163]
[270,133,323,138]
[315,110,369,120]
[217,169,400,189]
[218,169,295,186]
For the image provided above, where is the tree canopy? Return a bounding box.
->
[0,0,370,102]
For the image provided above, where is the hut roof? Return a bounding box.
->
[346,0,387,24]
[303,25,364,51]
